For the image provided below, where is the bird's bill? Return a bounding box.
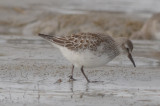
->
[128,53,136,67]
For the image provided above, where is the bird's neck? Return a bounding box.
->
[113,37,127,54]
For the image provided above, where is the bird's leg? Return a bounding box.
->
[81,66,104,83]
[81,66,90,83]
[69,65,76,81]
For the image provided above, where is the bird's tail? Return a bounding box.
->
[38,33,65,47]
[38,33,54,42]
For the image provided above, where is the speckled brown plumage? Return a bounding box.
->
[39,32,118,52]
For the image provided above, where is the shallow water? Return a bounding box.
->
[0,35,160,106]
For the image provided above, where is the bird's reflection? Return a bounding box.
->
[69,81,89,92]
[69,81,106,98]
[69,81,74,93]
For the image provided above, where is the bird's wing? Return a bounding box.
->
[39,33,115,51]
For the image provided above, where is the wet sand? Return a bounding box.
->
[0,36,160,106]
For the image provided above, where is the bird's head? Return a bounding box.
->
[116,38,136,67]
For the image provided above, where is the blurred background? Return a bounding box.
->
[0,0,160,38]
[0,0,160,106]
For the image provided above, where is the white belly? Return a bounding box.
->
[59,47,115,68]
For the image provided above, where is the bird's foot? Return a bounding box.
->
[68,75,76,81]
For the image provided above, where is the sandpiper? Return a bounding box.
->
[39,32,136,83]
